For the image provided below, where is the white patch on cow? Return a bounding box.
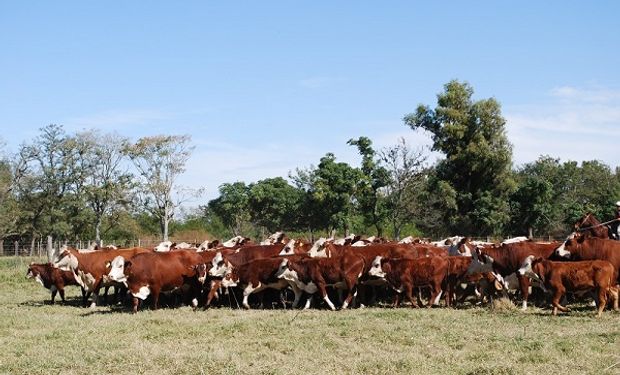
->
[521,300,527,310]
[366,236,376,242]
[502,236,529,244]
[196,240,211,252]
[76,269,97,291]
[34,274,45,288]
[323,295,336,311]
[175,242,193,249]
[517,255,536,277]
[308,238,328,257]
[191,298,198,308]
[278,239,297,256]
[107,256,128,285]
[304,296,313,310]
[368,256,385,278]
[433,291,443,305]
[351,241,367,247]
[132,286,151,300]
[209,253,229,277]
[222,236,244,248]
[154,241,172,252]
[399,236,414,244]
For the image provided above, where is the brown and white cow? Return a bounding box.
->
[26,262,87,304]
[108,250,206,313]
[466,240,561,310]
[217,257,302,309]
[555,235,620,283]
[368,256,448,308]
[276,252,365,310]
[518,256,619,317]
[54,246,151,307]
[209,243,291,278]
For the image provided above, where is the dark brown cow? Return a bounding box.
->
[519,256,619,317]
[108,250,206,313]
[54,247,151,307]
[467,240,561,310]
[26,262,87,304]
[555,235,620,283]
[217,257,303,309]
[276,252,365,310]
[368,256,448,308]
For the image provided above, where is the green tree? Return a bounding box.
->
[404,80,515,236]
[248,177,301,233]
[208,182,251,236]
[348,137,390,236]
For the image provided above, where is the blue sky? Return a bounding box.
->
[1,2,619,202]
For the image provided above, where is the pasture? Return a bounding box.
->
[1,257,619,375]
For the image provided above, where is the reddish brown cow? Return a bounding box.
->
[519,256,619,317]
[218,256,304,309]
[467,240,561,310]
[111,250,206,313]
[555,236,620,284]
[276,252,365,310]
[54,247,151,307]
[26,262,87,304]
[368,256,448,308]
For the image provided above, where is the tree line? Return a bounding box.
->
[1,80,619,250]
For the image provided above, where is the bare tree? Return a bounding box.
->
[76,130,133,245]
[380,137,428,240]
[124,135,198,241]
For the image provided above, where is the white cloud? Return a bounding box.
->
[506,85,620,167]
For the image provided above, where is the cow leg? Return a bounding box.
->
[518,274,530,310]
[291,284,302,309]
[596,287,607,318]
[243,283,263,309]
[391,293,400,308]
[150,287,161,310]
[429,284,443,308]
[304,295,313,310]
[319,284,336,311]
[132,297,140,313]
[205,284,219,308]
[609,286,619,311]
[50,288,57,304]
[405,284,418,308]
[551,287,569,315]
[59,288,66,303]
[102,286,110,305]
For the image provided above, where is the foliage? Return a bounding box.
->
[404,80,516,236]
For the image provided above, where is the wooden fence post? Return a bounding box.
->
[14,241,19,257]
[47,236,53,263]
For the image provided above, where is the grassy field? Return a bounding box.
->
[1,257,619,375]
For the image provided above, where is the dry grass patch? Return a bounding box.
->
[0,257,618,374]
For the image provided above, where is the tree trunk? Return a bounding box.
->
[528,227,533,240]
[163,218,169,241]
[95,216,102,246]
[29,236,36,256]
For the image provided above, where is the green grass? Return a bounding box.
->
[1,257,619,374]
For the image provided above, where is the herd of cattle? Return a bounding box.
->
[24,216,620,317]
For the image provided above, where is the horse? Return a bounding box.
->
[573,213,613,239]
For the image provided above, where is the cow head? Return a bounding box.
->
[276,258,293,280]
[222,235,244,248]
[26,264,36,279]
[554,232,581,258]
[308,238,329,257]
[194,263,208,284]
[196,240,211,252]
[209,252,230,278]
[466,247,494,274]
[106,256,129,285]
[278,239,299,256]
[154,241,173,252]
[368,256,386,278]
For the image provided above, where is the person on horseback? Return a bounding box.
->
[611,201,620,240]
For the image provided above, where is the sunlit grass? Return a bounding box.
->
[1,257,618,374]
